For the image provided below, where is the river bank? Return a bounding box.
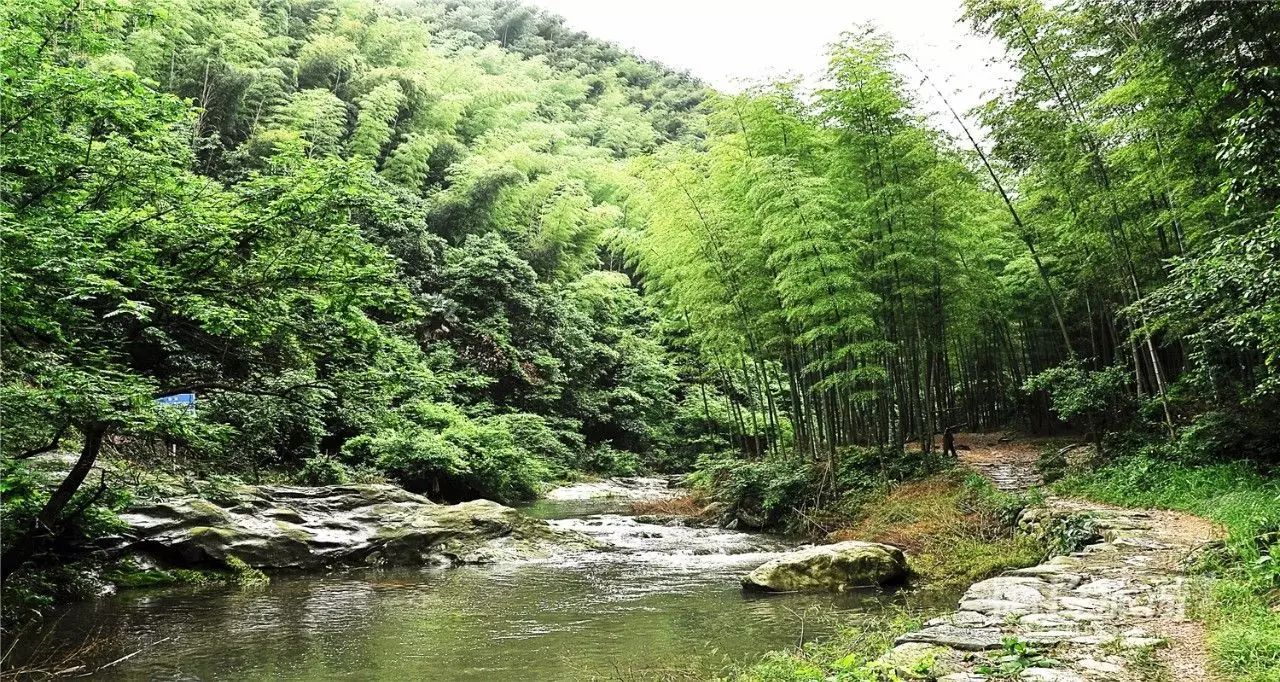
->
[732,437,1231,682]
[7,441,1241,681]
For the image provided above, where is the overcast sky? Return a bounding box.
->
[523,0,1014,134]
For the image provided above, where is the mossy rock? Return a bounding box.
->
[742,541,908,592]
[115,483,597,571]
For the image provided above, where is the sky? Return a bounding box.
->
[522,0,1015,134]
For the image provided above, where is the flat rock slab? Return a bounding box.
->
[897,625,1005,651]
[118,484,598,570]
[964,576,1052,604]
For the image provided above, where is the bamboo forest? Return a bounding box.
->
[2,0,1279,679]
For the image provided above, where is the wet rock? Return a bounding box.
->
[117,484,599,570]
[544,477,672,501]
[729,506,769,530]
[896,625,1004,651]
[741,541,906,592]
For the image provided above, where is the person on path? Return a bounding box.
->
[942,423,965,459]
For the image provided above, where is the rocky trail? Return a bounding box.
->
[880,435,1224,681]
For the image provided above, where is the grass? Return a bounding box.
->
[1056,455,1280,681]
[726,610,935,681]
[825,472,1043,590]
[727,470,1045,680]
[630,493,713,518]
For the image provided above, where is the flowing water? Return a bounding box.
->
[10,481,920,681]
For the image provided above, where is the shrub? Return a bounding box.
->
[580,442,639,476]
[450,417,554,503]
[689,445,947,531]
[689,452,816,527]
[296,455,350,486]
[342,429,467,496]
[341,408,560,503]
[1,458,130,630]
[483,413,582,474]
[1025,361,1133,457]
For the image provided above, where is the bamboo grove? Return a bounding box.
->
[620,0,1280,468]
[620,33,1025,461]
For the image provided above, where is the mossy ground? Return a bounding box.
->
[104,555,268,590]
[824,472,1043,590]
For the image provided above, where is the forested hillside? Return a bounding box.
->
[3,0,713,518]
[3,0,1279,671]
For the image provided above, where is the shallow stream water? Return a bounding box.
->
[11,482,921,680]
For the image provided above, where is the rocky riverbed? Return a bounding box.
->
[114,483,601,571]
[9,476,913,681]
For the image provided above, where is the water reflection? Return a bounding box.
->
[11,495,925,681]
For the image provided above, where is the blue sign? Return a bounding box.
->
[156,393,196,408]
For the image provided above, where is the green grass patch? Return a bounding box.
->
[726,610,934,681]
[1057,455,1280,680]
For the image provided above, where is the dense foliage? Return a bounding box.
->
[3,0,1280,661]
[1,0,713,587]
[617,0,1280,495]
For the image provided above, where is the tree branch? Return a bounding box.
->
[15,424,69,459]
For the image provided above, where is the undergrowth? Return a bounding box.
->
[824,472,1043,590]
[726,609,934,681]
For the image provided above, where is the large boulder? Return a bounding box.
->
[116,484,599,570]
[741,541,907,592]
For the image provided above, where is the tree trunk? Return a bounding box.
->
[1,423,108,583]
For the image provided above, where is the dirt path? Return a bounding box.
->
[880,434,1224,681]
[954,432,1047,492]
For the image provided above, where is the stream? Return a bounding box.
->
[10,479,919,680]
